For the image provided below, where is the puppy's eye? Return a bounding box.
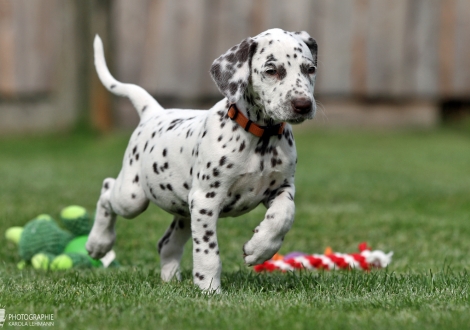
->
[265,68,277,75]
[308,66,316,74]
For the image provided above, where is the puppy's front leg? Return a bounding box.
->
[190,191,222,293]
[243,180,296,266]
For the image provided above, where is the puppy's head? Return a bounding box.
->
[210,28,318,124]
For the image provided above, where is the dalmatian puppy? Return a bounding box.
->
[86,28,318,292]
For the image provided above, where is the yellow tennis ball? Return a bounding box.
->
[5,226,23,244]
[50,255,73,270]
[60,206,87,220]
[31,253,52,270]
[36,214,53,221]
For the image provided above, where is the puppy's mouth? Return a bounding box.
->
[270,109,315,125]
[262,100,316,124]
[284,98,316,124]
[285,104,316,124]
[286,117,307,124]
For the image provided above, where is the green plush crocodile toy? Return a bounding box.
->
[5,206,117,270]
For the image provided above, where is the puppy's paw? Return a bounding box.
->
[161,261,181,282]
[193,271,221,294]
[243,229,282,266]
[86,232,115,259]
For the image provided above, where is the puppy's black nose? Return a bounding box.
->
[292,98,312,114]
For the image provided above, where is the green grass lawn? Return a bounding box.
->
[1,127,469,329]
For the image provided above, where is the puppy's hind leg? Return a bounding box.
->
[86,168,149,259]
[158,216,191,281]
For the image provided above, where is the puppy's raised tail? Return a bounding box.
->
[94,35,162,118]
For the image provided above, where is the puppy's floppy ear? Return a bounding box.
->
[293,31,318,66]
[210,37,258,104]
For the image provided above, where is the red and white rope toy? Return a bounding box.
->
[253,243,393,272]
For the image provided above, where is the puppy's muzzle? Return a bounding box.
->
[292,98,313,115]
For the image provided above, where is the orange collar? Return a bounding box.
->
[227,104,285,138]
